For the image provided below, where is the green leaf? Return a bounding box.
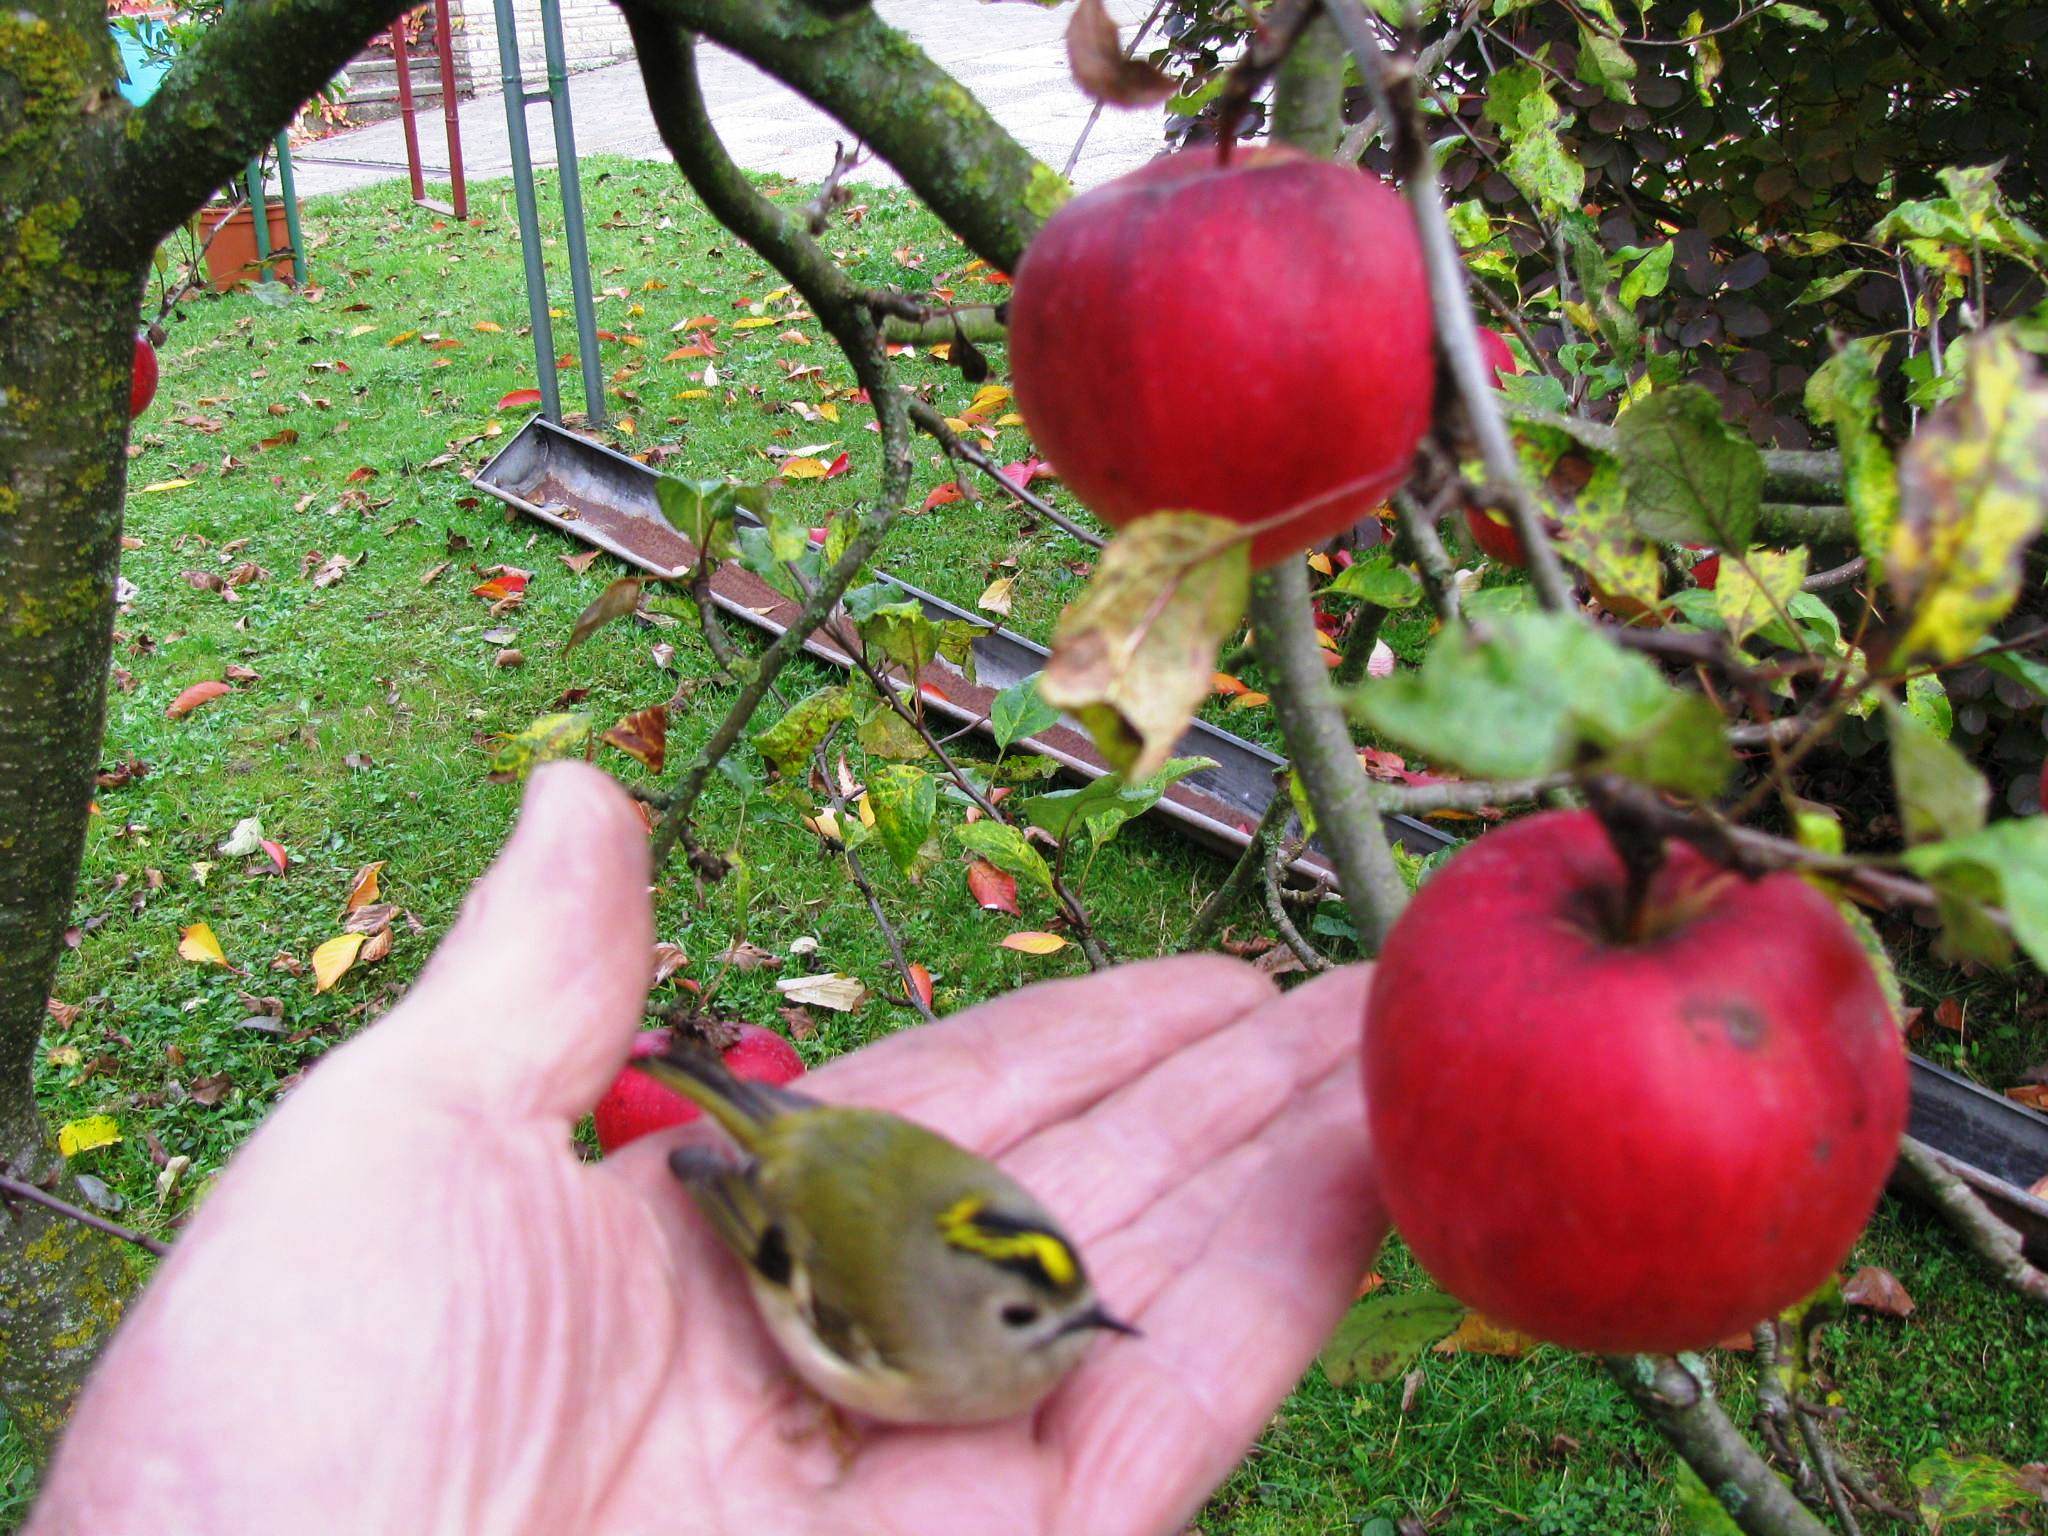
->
[1794,269,1868,307]
[953,818,1055,895]
[991,673,1063,753]
[1903,671,1953,738]
[1039,512,1250,779]
[1485,66,1586,218]
[1348,612,1733,797]
[1910,1450,2038,1533]
[1015,757,1215,848]
[1558,457,1661,609]
[1971,637,2048,700]
[854,703,931,762]
[1325,553,1424,609]
[1317,1291,1468,1387]
[853,597,944,676]
[751,687,854,775]
[654,476,740,560]
[1618,242,1672,308]
[1901,818,2048,970]
[1888,329,2048,663]
[1805,338,1898,568]
[764,500,814,565]
[1773,2,1827,27]
[1713,548,1808,645]
[866,765,938,882]
[1681,10,1722,101]
[1575,25,1637,101]
[564,576,646,654]
[1884,696,1987,845]
[1615,385,1762,550]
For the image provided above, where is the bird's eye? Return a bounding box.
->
[1000,1303,1041,1329]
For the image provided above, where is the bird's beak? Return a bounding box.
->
[1061,1303,1141,1340]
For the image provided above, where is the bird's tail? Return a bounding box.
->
[635,1041,810,1148]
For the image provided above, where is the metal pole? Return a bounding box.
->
[273,132,307,285]
[432,0,468,220]
[538,0,605,427]
[493,0,560,422]
[246,158,270,277]
[392,13,427,205]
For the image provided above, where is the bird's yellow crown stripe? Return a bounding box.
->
[936,1195,1078,1287]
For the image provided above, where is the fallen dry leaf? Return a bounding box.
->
[651,942,688,986]
[312,932,368,993]
[358,926,393,964]
[717,941,782,971]
[601,704,669,774]
[966,858,1021,916]
[177,922,228,967]
[1842,1264,1915,1318]
[344,861,385,911]
[342,902,398,936]
[1432,1312,1540,1357]
[999,931,1068,956]
[774,973,869,1012]
[166,680,233,719]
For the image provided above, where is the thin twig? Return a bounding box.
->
[906,399,1106,549]
[812,730,936,1022]
[1186,782,1293,949]
[1390,490,1462,624]
[1803,555,1868,593]
[0,1172,170,1259]
[1370,772,1572,814]
[1793,1401,1865,1536]
[1061,0,1169,178]
[1263,839,1334,972]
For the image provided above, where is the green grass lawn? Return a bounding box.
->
[13,159,2045,1531]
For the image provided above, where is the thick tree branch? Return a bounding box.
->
[1604,1355,1833,1536]
[1369,773,1572,814]
[621,16,914,868]
[1253,562,1411,951]
[101,0,410,255]
[1894,1137,2048,1307]
[627,0,1063,272]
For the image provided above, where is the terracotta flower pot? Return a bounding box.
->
[199,201,294,291]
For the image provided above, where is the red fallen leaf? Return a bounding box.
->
[258,429,299,451]
[2005,1083,2048,1111]
[919,681,950,703]
[260,839,288,874]
[966,858,1020,915]
[1934,997,1965,1033]
[922,482,966,512]
[1212,671,1250,697]
[904,961,935,1011]
[822,451,850,479]
[344,466,379,484]
[166,680,232,719]
[1841,1265,1915,1318]
[595,330,620,343]
[601,704,669,774]
[497,388,543,410]
[470,572,530,602]
[999,456,1053,490]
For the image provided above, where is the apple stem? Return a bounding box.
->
[1584,777,1667,944]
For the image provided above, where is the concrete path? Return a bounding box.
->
[288,0,1165,201]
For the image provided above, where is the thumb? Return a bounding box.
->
[341,760,655,1123]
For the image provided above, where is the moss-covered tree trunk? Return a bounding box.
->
[0,0,158,1454]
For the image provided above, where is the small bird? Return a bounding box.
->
[637,1043,1136,1426]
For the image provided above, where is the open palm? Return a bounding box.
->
[35,764,1384,1536]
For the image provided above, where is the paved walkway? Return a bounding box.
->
[289,0,1164,200]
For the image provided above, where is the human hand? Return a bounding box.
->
[32,763,1384,1536]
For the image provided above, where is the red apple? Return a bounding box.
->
[593,1024,805,1155]
[1364,810,1907,1353]
[130,335,158,419]
[1007,144,1434,567]
[1477,326,1519,386]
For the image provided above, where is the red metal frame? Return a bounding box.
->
[389,0,467,219]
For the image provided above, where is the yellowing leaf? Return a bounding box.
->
[781,456,832,480]
[58,1115,121,1158]
[1307,551,1334,575]
[1039,512,1250,779]
[1432,1311,1540,1357]
[486,712,592,783]
[816,401,840,423]
[386,329,419,347]
[312,932,369,993]
[977,576,1015,616]
[675,388,709,401]
[730,316,780,331]
[473,320,504,333]
[178,922,228,967]
[1713,548,1809,645]
[1889,330,2048,663]
[967,383,1012,416]
[999,931,1069,955]
[136,478,196,494]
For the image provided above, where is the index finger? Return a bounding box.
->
[801,955,1278,1155]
